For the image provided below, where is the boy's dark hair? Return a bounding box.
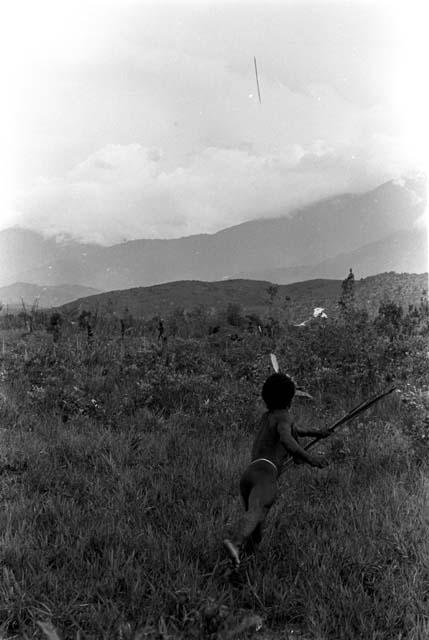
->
[262,373,295,410]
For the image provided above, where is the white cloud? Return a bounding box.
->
[12,136,409,244]
[5,1,427,242]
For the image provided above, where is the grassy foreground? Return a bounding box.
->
[0,317,428,638]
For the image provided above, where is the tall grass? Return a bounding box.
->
[0,407,427,638]
[0,318,428,638]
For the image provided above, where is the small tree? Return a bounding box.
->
[375,300,403,341]
[266,284,279,306]
[338,268,356,316]
[20,297,39,333]
[120,307,134,338]
[78,310,94,341]
[226,302,244,327]
[266,284,293,328]
[167,305,188,338]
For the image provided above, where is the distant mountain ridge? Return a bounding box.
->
[59,272,428,324]
[0,176,426,290]
[0,228,101,288]
[238,228,427,283]
[0,283,101,310]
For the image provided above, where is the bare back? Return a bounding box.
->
[251,409,297,470]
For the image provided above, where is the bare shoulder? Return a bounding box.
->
[270,410,293,435]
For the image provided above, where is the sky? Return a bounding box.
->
[1,0,428,244]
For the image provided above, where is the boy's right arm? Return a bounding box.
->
[277,420,328,468]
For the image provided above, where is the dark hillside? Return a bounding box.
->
[59,272,428,323]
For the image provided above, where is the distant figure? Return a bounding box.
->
[78,310,93,341]
[223,373,330,567]
[49,311,62,343]
[158,318,164,343]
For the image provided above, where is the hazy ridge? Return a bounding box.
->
[0,177,426,292]
[0,283,101,310]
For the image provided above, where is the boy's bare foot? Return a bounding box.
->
[223,539,240,567]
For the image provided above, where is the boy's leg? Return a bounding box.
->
[223,478,251,566]
[235,480,276,546]
[224,469,277,565]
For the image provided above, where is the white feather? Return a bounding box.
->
[270,353,280,373]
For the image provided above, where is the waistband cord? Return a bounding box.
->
[249,458,278,473]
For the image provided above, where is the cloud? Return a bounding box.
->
[12,3,405,179]
[8,2,425,243]
[12,136,409,244]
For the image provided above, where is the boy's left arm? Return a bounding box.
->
[295,426,330,439]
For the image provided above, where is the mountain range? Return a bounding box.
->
[238,228,426,283]
[0,176,426,306]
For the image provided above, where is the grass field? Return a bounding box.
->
[0,303,428,639]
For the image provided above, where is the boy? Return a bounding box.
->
[223,372,330,567]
